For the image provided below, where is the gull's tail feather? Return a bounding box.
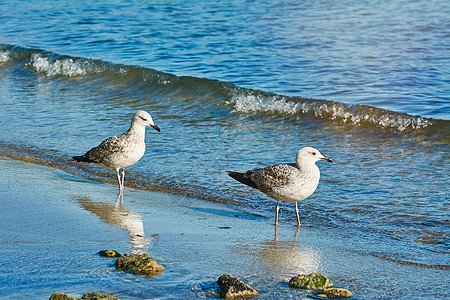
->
[72,155,94,163]
[227,171,258,189]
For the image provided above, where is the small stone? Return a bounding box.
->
[288,273,334,290]
[81,292,120,300]
[322,288,353,298]
[49,293,79,300]
[114,253,164,277]
[97,250,122,258]
[217,274,259,298]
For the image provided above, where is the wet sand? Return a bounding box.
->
[0,158,447,299]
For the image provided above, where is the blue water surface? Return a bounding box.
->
[1,0,449,119]
[0,0,449,299]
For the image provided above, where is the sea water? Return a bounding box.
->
[0,0,448,299]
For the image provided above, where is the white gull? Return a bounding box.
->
[73,110,160,190]
[228,147,333,226]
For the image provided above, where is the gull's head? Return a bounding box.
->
[297,147,333,164]
[133,110,160,132]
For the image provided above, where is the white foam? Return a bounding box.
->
[29,53,99,77]
[226,90,300,115]
[226,89,432,131]
[0,51,10,62]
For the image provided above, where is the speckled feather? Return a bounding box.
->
[246,164,296,193]
[84,132,140,166]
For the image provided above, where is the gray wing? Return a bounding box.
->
[84,135,124,163]
[249,164,296,193]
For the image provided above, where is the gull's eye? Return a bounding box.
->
[139,116,148,121]
[312,152,317,156]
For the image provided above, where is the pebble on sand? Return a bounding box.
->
[289,273,334,290]
[321,288,353,298]
[81,292,120,300]
[114,253,164,277]
[217,274,259,298]
[97,250,122,258]
[49,292,119,300]
[49,293,79,300]
[289,273,353,298]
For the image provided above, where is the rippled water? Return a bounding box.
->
[0,0,449,299]
[1,0,449,119]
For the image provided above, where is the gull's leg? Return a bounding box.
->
[295,202,301,227]
[121,168,125,189]
[116,168,123,190]
[274,222,278,240]
[275,201,280,226]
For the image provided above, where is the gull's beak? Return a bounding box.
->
[151,124,161,132]
[321,156,333,163]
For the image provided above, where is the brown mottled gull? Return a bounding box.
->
[73,111,160,190]
[228,147,333,226]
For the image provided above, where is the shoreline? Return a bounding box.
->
[0,157,448,299]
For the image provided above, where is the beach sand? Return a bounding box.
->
[0,157,447,299]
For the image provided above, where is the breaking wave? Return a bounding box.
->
[1,43,448,138]
[225,88,435,131]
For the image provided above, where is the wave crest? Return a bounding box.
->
[28,53,104,77]
[0,50,10,62]
[226,88,433,132]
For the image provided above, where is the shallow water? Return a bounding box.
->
[0,0,449,298]
[1,158,448,299]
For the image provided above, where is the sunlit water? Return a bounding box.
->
[0,0,449,298]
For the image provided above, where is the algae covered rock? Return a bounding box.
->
[50,292,120,300]
[114,253,164,277]
[49,293,79,300]
[97,250,122,258]
[81,292,120,300]
[322,288,353,298]
[217,274,259,298]
[288,273,334,290]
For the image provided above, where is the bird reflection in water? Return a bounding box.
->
[237,227,319,279]
[275,223,299,241]
[77,191,153,254]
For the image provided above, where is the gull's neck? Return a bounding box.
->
[296,156,319,176]
[127,122,146,140]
